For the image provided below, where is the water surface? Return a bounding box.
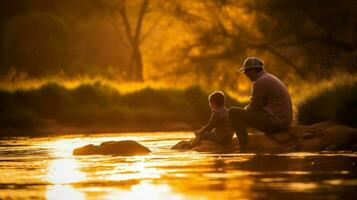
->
[0,132,356,199]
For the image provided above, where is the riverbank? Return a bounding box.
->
[0,82,241,137]
[0,121,194,137]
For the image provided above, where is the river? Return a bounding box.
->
[0,132,356,199]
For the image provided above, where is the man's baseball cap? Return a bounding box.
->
[237,57,264,73]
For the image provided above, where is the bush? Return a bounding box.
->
[0,82,241,135]
[296,73,357,127]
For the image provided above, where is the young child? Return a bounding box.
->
[191,91,234,146]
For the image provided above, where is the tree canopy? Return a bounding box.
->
[0,0,355,89]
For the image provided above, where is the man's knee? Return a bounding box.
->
[228,107,245,120]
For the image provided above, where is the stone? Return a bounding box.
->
[73,140,151,156]
[297,138,324,151]
[192,140,236,152]
[283,125,310,137]
[171,121,357,152]
[171,139,238,152]
[308,121,340,131]
[320,125,357,150]
[171,140,192,150]
[246,134,283,151]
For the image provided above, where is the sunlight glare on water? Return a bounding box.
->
[0,132,356,200]
[46,158,86,184]
[103,181,186,200]
[46,185,86,200]
[108,157,163,181]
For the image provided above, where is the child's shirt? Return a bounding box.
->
[199,107,234,137]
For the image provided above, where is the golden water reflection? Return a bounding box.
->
[44,137,176,199]
[34,134,357,200]
[46,158,86,184]
[42,138,304,199]
[46,185,85,200]
[108,158,162,181]
[104,181,187,200]
[44,139,87,199]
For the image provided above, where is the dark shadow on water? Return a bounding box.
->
[223,154,357,199]
[232,154,357,172]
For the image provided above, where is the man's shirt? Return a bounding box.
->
[245,71,293,129]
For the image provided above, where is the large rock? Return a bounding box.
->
[249,122,357,151]
[171,139,238,153]
[246,134,297,152]
[320,124,357,150]
[192,140,237,152]
[171,121,357,152]
[73,140,151,156]
[171,140,193,150]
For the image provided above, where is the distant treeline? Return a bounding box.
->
[0,83,241,136]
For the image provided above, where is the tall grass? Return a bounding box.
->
[0,82,241,136]
[296,73,357,127]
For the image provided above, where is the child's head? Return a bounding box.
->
[209,91,226,110]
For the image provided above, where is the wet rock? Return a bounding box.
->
[282,125,310,138]
[246,134,285,152]
[308,121,340,132]
[171,139,238,153]
[73,140,151,156]
[192,140,236,152]
[265,122,357,151]
[298,138,324,151]
[320,125,357,150]
[171,121,357,152]
[171,141,192,150]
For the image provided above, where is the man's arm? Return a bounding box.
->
[245,81,267,111]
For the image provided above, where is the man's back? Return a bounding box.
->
[246,71,293,129]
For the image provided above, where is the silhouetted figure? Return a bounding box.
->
[229,57,293,149]
[191,91,234,146]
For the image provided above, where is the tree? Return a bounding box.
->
[165,0,357,86]
[107,0,165,81]
[249,0,357,76]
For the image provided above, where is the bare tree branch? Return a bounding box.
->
[134,0,149,42]
[139,13,168,44]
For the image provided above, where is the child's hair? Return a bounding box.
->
[209,91,226,107]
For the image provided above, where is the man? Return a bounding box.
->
[228,57,293,149]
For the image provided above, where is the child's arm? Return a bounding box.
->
[197,112,217,134]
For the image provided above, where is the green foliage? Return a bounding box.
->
[296,74,357,127]
[0,82,241,135]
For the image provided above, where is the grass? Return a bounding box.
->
[296,73,357,127]
[0,82,241,136]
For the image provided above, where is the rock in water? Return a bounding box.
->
[171,141,193,150]
[171,121,357,152]
[192,140,236,152]
[73,140,151,156]
[171,139,238,153]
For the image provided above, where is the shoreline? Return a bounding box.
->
[0,122,195,138]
